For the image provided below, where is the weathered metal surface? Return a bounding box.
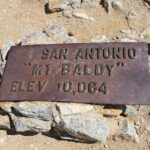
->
[0,42,149,104]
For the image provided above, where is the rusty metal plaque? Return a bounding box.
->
[0,42,149,104]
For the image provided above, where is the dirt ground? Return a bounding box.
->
[0,0,150,150]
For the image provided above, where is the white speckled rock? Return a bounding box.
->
[55,113,110,142]
[11,115,51,133]
[64,36,78,43]
[44,23,69,42]
[119,120,139,143]
[13,102,53,121]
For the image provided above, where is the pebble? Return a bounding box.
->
[123,105,139,117]
[72,12,95,21]
[21,32,53,45]
[44,23,69,43]
[62,10,72,18]
[142,28,150,39]
[64,36,78,43]
[48,0,68,13]
[119,120,139,143]
[112,0,124,12]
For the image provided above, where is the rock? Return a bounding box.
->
[64,36,78,43]
[142,28,150,39]
[62,10,72,18]
[55,113,110,142]
[119,120,139,143]
[100,0,112,14]
[123,105,139,117]
[48,0,68,13]
[56,103,93,115]
[12,102,53,121]
[112,0,124,12]
[11,115,51,133]
[90,35,109,43]
[120,30,139,40]
[21,32,53,45]
[44,23,69,43]
[0,115,10,129]
[102,108,122,117]
[67,0,81,7]
[72,12,95,21]
[81,0,95,6]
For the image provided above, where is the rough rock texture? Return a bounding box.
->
[123,105,139,117]
[64,36,78,43]
[11,114,51,133]
[54,113,110,143]
[47,0,68,13]
[119,120,139,143]
[21,32,53,45]
[44,23,69,42]
[12,102,53,121]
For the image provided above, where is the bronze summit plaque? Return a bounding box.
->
[0,42,149,104]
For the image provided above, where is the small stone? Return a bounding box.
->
[13,102,53,121]
[67,0,81,7]
[21,32,53,45]
[119,120,139,143]
[0,115,10,129]
[55,113,110,142]
[90,35,109,43]
[102,108,122,117]
[72,12,95,21]
[64,36,78,43]
[62,10,72,18]
[112,0,124,12]
[81,0,95,6]
[123,105,139,117]
[142,28,150,39]
[44,23,69,43]
[11,115,51,133]
[48,0,68,13]
[56,103,93,115]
